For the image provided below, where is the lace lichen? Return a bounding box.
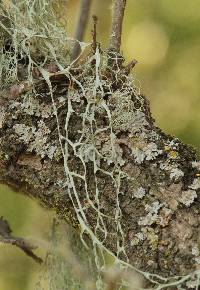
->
[0,1,199,290]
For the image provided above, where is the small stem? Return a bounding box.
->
[123,59,138,74]
[92,15,98,53]
[109,0,127,53]
[71,0,92,61]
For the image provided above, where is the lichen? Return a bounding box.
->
[192,245,200,265]
[157,207,172,227]
[109,90,148,133]
[13,121,59,159]
[192,161,200,170]
[143,227,159,250]
[132,141,163,164]
[179,190,197,207]
[160,161,184,181]
[131,227,159,251]
[131,232,144,246]
[0,1,199,289]
[132,186,146,199]
[169,167,184,180]
[189,178,200,190]
[13,123,35,142]
[0,0,70,89]
[0,108,5,128]
[10,94,54,118]
[138,201,163,226]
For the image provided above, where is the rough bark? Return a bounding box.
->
[0,57,199,284]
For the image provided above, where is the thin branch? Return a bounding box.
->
[71,0,92,61]
[123,59,138,74]
[0,216,43,264]
[109,0,127,53]
[91,15,98,53]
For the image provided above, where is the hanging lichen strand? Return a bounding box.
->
[0,1,199,289]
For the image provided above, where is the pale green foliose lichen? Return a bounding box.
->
[138,201,162,226]
[132,141,163,164]
[13,121,58,159]
[132,186,146,199]
[191,245,200,265]
[109,90,148,133]
[1,2,199,288]
[179,190,197,207]
[160,162,184,181]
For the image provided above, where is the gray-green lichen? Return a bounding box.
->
[0,0,70,89]
[10,95,53,118]
[132,186,146,199]
[0,108,5,128]
[0,1,199,288]
[13,120,59,159]
[110,90,148,133]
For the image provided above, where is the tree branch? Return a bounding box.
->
[71,0,92,61]
[0,217,43,264]
[109,0,127,53]
[0,2,199,288]
[91,15,98,53]
[0,65,199,284]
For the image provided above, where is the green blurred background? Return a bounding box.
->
[1,0,200,289]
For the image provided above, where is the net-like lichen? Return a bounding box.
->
[0,1,199,290]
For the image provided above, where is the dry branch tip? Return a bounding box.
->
[0,216,43,264]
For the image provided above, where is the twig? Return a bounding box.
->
[109,0,127,53]
[71,0,92,61]
[0,216,43,264]
[92,15,98,53]
[123,59,138,74]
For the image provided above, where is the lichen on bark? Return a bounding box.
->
[0,1,199,289]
